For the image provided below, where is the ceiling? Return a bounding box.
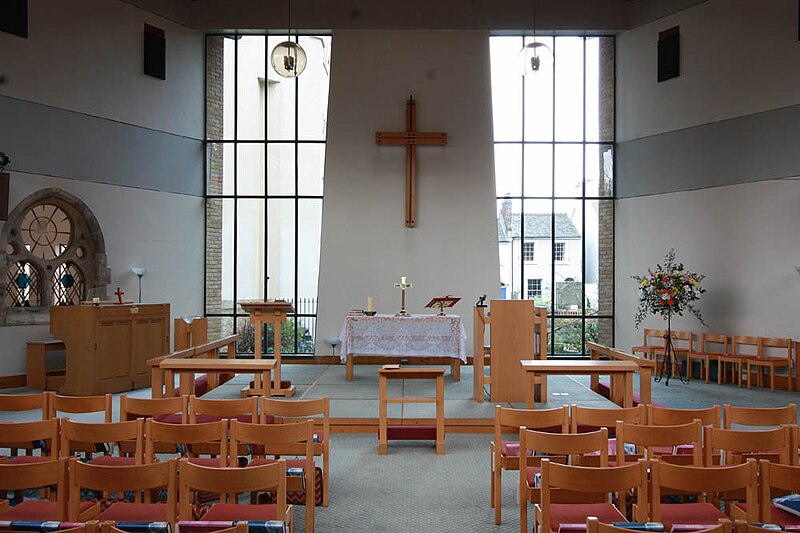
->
[123,0,708,34]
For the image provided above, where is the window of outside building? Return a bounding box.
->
[204,35,331,355]
[554,242,565,262]
[491,36,615,356]
[523,242,535,261]
[527,278,542,299]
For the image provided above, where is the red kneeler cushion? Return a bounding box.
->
[734,503,800,528]
[658,503,727,531]
[97,502,170,522]
[385,425,436,440]
[548,503,625,531]
[201,503,279,521]
[0,501,96,521]
[249,380,293,390]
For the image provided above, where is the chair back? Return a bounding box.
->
[570,404,645,435]
[177,458,288,521]
[722,403,797,429]
[67,457,177,522]
[188,396,258,424]
[759,460,800,523]
[539,458,648,529]
[0,457,68,520]
[229,419,314,463]
[48,394,112,422]
[615,420,703,465]
[0,392,50,420]
[60,418,144,463]
[731,336,762,357]
[647,405,720,428]
[521,426,608,466]
[121,394,187,423]
[0,418,60,458]
[643,329,667,348]
[669,330,693,352]
[698,333,729,355]
[704,426,792,466]
[261,396,331,453]
[759,337,791,360]
[650,458,758,523]
[495,406,569,442]
[144,418,227,463]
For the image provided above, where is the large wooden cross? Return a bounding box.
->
[375,96,447,228]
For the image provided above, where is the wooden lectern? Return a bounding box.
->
[239,301,295,397]
[473,300,547,403]
[50,303,170,396]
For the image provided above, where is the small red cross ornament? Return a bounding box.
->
[115,287,124,304]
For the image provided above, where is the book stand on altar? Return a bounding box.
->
[424,296,461,316]
[239,301,296,397]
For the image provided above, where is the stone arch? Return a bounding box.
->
[0,188,110,325]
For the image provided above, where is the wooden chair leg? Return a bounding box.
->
[493,465,502,523]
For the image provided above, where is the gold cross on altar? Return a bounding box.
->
[375,96,448,228]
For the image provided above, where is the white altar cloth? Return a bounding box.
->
[339,314,467,363]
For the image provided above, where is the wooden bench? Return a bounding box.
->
[587,342,656,407]
[148,335,238,398]
[25,340,66,390]
[160,357,275,398]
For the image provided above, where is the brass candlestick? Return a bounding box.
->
[393,276,413,316]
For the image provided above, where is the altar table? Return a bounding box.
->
[339,314,467,381]
[520,359,638,409]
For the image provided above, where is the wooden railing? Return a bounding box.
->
[586,341,656,407]
[147,334,239,398]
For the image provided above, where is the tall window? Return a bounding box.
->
[523,242,535,262]
[527,278,542,299]
[492,36,615,356]
[204,35,331,355]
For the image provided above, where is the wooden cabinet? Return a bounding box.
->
[49,303,170,395]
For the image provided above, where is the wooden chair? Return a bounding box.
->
[704,426,792,466]
[647,404,721,427]
[120,394,187,423]
[718,336,761,387]
[747,337,793,392]
[650,458,758,531]
[67,457,177,524]
[518,427,608,533]
[0,457,98,522]
[60,418,144,466]
[491,405,569,524]
[262,397,330,507]
[615,419,703,466]
[632,329,667,361]
[535,458,648,533]
[177,458,292,530]
[757,460,800,527]
[687,333,729,383]
[723,403,797,429]
[188,396,258,424]
[0,392,50,420]
[230,419,315,533]
[0,418,60,464]
[144,418,228,467]
[48,394,112,422]
[587,517,732,533]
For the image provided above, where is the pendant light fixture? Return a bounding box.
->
[270,0,307,78]
[518,0,552,76]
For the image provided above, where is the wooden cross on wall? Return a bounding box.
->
[375,96,447,228]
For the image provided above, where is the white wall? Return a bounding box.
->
[615,178,800,353]
[316,30,500,355]
[0,0,204,139]
[0,173,204,375]
[617,0,800,142]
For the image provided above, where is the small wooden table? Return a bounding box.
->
[160,358,275,398]
[378,367,445,455]
[520,360,638,409]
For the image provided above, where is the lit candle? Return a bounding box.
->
[367,297,374,312]
[401,276,406,285]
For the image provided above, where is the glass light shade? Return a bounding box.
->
[270,40,307,78]
[518,41,553,76]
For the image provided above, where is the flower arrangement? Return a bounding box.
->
[632,249,706,327]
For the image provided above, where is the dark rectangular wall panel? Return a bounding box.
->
[0,173,8,220]
[0,96,203,196]
[617,103,800,198]
[0,0,27,38]
[657,26,680,82]
[144,24,166,80]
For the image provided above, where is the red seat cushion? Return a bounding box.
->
[188,457,223,467]
[153,413,184,424]
[87,456,137,466]
[201,503,279,521]
[525,466,542,486]
[5,455,52,464]
[193,414,254,424]
[0,501,95,521]
[768,504,800,527]
[97,502,169,522]
[549,503,625,531]
[659,503,727,531]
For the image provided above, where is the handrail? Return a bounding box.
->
[586,341,653,406]
[149,334,240,398]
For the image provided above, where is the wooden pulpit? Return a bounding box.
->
[239,301,295,397]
